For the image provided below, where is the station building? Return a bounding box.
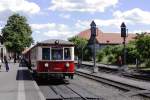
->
[77,28,136,50]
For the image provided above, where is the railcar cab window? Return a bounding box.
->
[64,48,71,60]
[42,48,50,60]
[52,48,63,60]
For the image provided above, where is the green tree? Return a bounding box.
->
[68,36,88,61]
[126,42,139,64]
[135,34,150,66]
[2,13,33,55]
[135,32,146,40]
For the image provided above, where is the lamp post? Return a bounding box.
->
[121,22,128,69]
[90,21,98,73]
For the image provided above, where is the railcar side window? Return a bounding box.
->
[64,48,71,60]
[42,48,50,60]
[52,48,63,60]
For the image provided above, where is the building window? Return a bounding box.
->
[42,48,50,60]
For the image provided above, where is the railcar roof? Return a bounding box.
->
[38,39,74,45]
[22,39,74,54]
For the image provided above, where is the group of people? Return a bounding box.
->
[0,56,9,72]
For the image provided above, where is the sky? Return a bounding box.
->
[0,0,150,42]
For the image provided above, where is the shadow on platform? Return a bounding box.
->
[19,62,27,67]
[16,69,33,80]
[36,77,68,86]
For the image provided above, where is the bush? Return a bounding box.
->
[113,46,123,56]
[97,51,105,62]
[107,55,116,64]
[145,59,150,67]
[83,47,92,61]
[103,46,112,55]
[96,42,139,65]
[126,43,138,64]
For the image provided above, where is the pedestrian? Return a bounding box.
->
[117,55,122,67]
[0,59,2,70]
[4,56,9,72]
[9,56,11,60]
[14,57,16,63]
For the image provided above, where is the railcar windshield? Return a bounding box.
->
[64,48,71,60]
[51,48,63,60]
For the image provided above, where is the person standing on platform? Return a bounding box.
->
[14,57,16,63]
[4,56,9,72]
[0,59,2,70]
[117,56,122,67]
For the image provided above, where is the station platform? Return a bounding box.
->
[75,61,118,70]
[0,62,45,100]
[76,68,150,90]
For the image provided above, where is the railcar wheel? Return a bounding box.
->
[70,75,73,79]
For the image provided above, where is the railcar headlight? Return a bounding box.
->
[44,63,48,67]
[65,62,70,68]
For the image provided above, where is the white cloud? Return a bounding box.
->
[131,30,150,34]
[0,0,40,14]
[49,0,119,12]
[31,23,69,31]
[34,30,41,34]
[59,14,71,19]
[75,20,90,30]
[43,30,73,38]
[43,30,76,40]
[113,8,150,25]
[75,8,150,31]
[31,23,56,30]
[31,23,76,40]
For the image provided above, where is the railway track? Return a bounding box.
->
[78,63,150,82]
[76,70,150,98]
[37,79,103,100]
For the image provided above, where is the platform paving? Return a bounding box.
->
[0,62,45,100]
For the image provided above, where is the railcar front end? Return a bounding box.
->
[29,40,75,79]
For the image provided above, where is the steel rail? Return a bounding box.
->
[76,71,150,98]
[50,86,65,100]
[65,85,89,100]
[76,63,150,82]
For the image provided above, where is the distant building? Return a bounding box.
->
[0,35,7,61]
[77,28,136,50]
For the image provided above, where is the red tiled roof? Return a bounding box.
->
[78,28,136,44]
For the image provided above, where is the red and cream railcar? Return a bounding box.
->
[24,39,75,79]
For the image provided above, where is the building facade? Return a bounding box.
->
[0,36,7,61]
[77,28,136,51]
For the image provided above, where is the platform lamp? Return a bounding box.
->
[121,22,128,68]
[90,21,98,73]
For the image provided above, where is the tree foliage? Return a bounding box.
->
[97,42,139,64]
[68,36,90,60]
[135,33,150,66]
[1,13,33,54]
[97,32,150,67]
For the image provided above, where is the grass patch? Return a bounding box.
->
[140,68,150,71]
